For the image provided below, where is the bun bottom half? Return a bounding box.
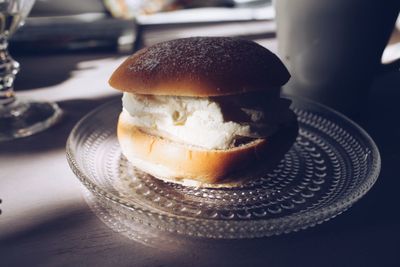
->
[117,111,298,188]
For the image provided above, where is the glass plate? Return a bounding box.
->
[66,97,380,243]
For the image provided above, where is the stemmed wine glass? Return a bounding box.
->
[0,0,62,141]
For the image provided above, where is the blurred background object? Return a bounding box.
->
[11,0,135,54]
[104,0,236,19]
[10,0,274,54]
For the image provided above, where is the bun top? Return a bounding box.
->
[109,37,290,97]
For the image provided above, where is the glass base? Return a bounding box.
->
[0,100,63,141]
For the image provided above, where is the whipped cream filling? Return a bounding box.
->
[122,92,290,150]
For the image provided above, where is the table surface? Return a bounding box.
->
[1,41,400,267]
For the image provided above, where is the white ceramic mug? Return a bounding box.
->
[276,0,400,117]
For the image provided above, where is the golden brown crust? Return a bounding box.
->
[117,110,298,185]
[109,37,290,97]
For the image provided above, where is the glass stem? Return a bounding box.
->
[0,36,19,106]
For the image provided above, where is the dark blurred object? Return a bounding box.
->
[10,14,136,54]
[139,20,275,48]
[10,0,136,54]
[30,0,107,16]
[276,0,400,118]
[175,0,235,8]
[9,0,273,55]
[120,0,274,49]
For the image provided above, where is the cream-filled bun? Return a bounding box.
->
[109,37,298,187]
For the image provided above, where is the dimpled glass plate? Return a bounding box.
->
[66,97,380,243]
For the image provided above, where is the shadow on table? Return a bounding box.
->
[0,202,109,267]
[0,95,120,155]
[0,205,90,246]
[13,53,119,91]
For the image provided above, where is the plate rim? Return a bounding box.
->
[66,96,381,236]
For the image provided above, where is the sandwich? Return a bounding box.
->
[109,37,298,187]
